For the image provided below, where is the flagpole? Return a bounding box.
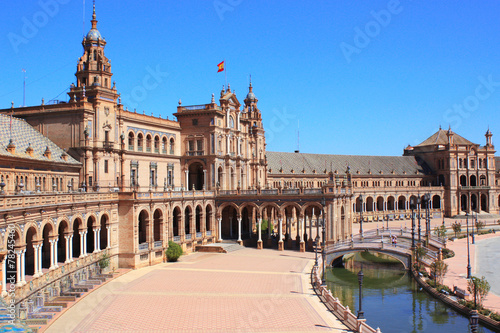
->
[224,59,227,88]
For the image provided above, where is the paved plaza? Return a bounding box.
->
[46,248,350,332]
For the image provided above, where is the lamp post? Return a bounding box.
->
[321,198,326,285]
[424,193,431,238]
[410,197,416,249]
[417,196,421,244]
[358,194,363,239]
[470,309,479,333]
[314,235,319,267]
[357,264,364,319]
[472,210,476,244]
[466,212,471,279]
[386,214,389,230]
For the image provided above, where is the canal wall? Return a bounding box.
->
[311,258,381,333]
[411,269,500,332]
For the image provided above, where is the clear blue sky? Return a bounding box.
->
[2,1,500,156]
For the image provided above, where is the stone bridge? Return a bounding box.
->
[325,228,445,270]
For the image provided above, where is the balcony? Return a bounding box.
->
[103,141,114,150]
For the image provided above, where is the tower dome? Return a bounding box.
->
[85,2,103,42]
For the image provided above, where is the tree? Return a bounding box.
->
[467,276,491,309]
[261,219,268,232]
[475,220,485,233]
[433,225,447,238]
[430,260,448,285]
[451,221,461,238]
[414,246,427,271]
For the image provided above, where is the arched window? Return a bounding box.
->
[146,134,152,152]
[128,132,135,150]
[137,133,144,151]
[162,137,167,154]
[154,136,160,153]
[169,138,175,154]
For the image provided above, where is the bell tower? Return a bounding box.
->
[69,1,116,103]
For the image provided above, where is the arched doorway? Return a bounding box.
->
[188,162,205,190]
[195,206,202,234]
[42,224,53,269]
[470,175,477,187]
[481,194,487,212]
[100,215,108,250]
[460,175,467,187]
[73,218,82,258]
[217,166,223,188]
[387,196,395,211]
[221,205,238,239]
[57,221,69,264]
[87,216,95,254]
[376,197,384,211]
[153,209,162,243]
[398,196,406,211]
[366,197,374,212]
[184,206,192,236]
[172,207,181,237]
[205,205,212,232]
[461,194,468,212]
[25,227,37,276]
[138,210,149,245]
[471,194,478,211]
[432,195,441,209]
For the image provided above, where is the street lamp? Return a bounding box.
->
[357,264,364,319]
[424,193,431,238]
[466,212,471,279]
[321,198,326,285]
[314,235,320,267]
[470,309,479,333]
[417,196,422,244]
[472,210,476,244]
[410,197,416,249]
[358,194,364,239]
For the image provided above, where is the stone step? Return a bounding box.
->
[61,291,83,298]
[25,318,48,326]
[28,313,54,320]
[44,301,68,308]
[69,287,90,293]
[74,284,94,290]
[84,279,102,285]
[224,244,244,253]
[52,296,76,302]
[37,306,63,313]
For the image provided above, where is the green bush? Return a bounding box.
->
[490,312,500,321]
[442,248,455,259]
[166,241,183,262]
[99,252,110,270]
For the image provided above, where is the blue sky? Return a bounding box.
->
[2,0,500,156]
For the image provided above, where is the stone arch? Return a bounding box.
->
[41,223,54,269]
[57,220,70,264]
[471,193,478,211]
[221,205,239,239]
[398,195,406,211]
[376,196,384,211]
[365,196,374,212]
[86,215,97,254]
[205,204,213,232]
[184,206,192,236]
[195,205,202,233]
[328,250,409,270]
[432,195,441,209]
[154,135,160,153]
[188,161,205,190]
[461,194,468,212]
[387,196,395,211]
[145,133,152,152]
[128,131,135,150]
[169,137,175,154]
[72,217,83,258]
[153,208,163,242]
[161,135,168,154]
[138,209,149,245]
[172,206,182,237]
[25,226,38,276]
[470,175,477,187]
[481,193,488,212]
[217,202,241,217]
[100,213,109,250]
[137,132,144,151]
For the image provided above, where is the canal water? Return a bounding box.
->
[326,252,494,333]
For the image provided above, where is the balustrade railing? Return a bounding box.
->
[138,242,149,251]
[173,236,181,242]
[185,234,192,240]
[206,230,212,236]
[196,232,202,239]
[154,240,163,248]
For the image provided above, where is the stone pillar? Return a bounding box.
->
[33,244,39,277]
[1,259,7,296]
[309,215,313,241]
[15,250,22,287]
[185,170,189,190]
[49,240,55,270]
[278,218,284,251]
[203,169,207,189]
[106,226,111,249]
[97,228,101,251]
[53,239,59,268]
[64,236,71,263]
[229,217,233,239]
[299,217,305,252]
[237,218,242,245]
[257,218,263,249]
[69,235,74,262]
[83,231,88,256]
[79,231,85,258]
[93,229,99,253]
[218,218,222,241]
[20,249,26,285]
[37,245,43,276]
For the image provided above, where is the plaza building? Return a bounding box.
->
[0,4,499,325]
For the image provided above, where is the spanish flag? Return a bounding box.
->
[217,61,225,73]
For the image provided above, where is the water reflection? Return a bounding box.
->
[326,252,493,333]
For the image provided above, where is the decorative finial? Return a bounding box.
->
[439,124,441,130]
[93,0,96,20]
[178,99,182,106]
[249,74,252,87]
[41,98,45,105]
[211,93,215,103]
[118,96,121,104]
[11,101,14,108]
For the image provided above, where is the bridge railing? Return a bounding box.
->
[353,227,445,249]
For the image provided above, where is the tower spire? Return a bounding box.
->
[91,0,97,29]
